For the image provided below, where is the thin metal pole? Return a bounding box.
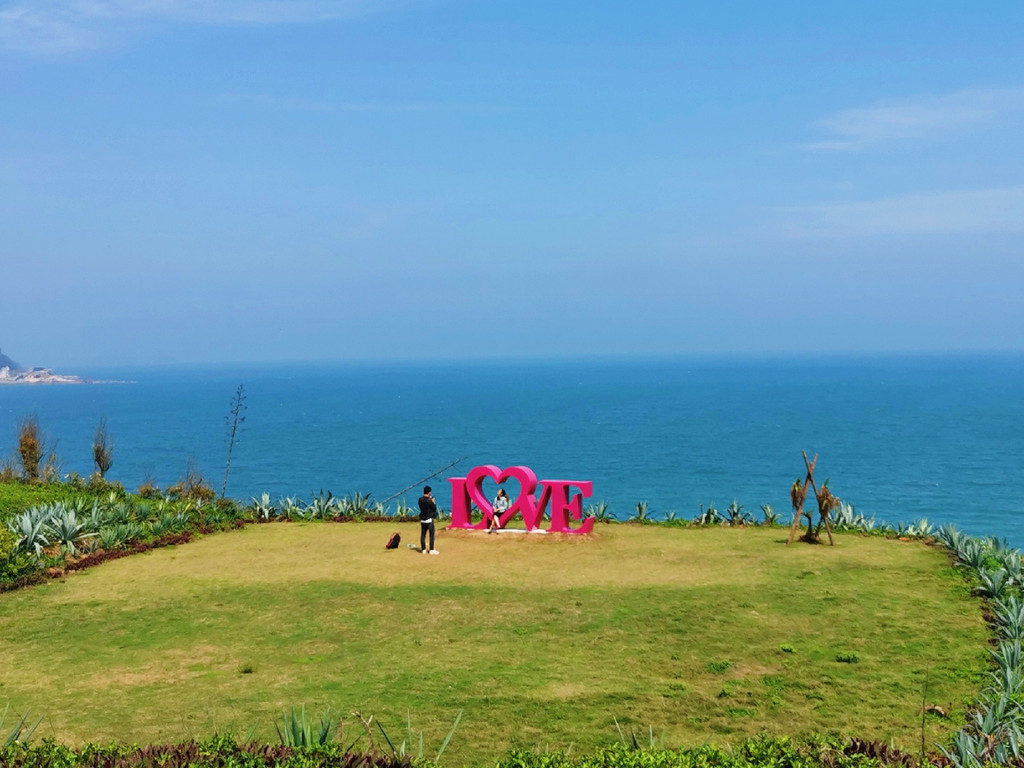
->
[380,456,467,504]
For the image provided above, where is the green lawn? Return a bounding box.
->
[0,522,989,765]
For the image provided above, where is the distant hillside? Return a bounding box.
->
[0,348,23,371]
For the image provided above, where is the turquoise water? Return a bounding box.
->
[1,354,1022,545]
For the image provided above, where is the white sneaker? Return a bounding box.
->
[429,549,440,555]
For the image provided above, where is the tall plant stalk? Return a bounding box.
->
[221,384,247,499]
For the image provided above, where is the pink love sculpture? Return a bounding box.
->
[447,465,594,534]
[542,480,595,534]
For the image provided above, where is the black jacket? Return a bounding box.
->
[418,495,437,522]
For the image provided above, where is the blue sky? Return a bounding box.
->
[2,1,1023,367]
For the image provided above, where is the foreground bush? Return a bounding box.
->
[0,735,414,768]
[0,735,920,768]
[0,526,40,586]
[497,737,916,768]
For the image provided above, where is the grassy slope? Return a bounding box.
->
[0,523,988,765]
[0,482,93,517]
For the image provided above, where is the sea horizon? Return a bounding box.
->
[41,346,1024,377]
[2,351,1023,547]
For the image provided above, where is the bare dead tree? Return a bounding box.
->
[93,416,114,478]
[17,414,42,482]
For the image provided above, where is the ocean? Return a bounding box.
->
[1,354,1022,546]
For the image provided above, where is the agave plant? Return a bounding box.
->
[995,549,1024,586]
[832,502,857,530]
[342,491,373,517]
[910,518,933,537]
[7,508,51,554]
[79,536,102,555]
[64,496,85,513]
[976,568,1011,599]
[695,503,721,526]
[149,513,178,538]
[856,516,877,532]
[966,693,1024,765]
[940,728,989,768]
[584,501,616,522]
[280,497,304,519]
[98,526,127,550]
[287,503,311,520]
[988,536,1016,555]
[760,503,780,526]
[994,595,1024,642]
[107,501,137,525]
[394,498,415,518]
[275,706,334,747]
[956,538,991,572]
[725,501,753,526]
[201,509,227,527]
[990,660,1024,698]
[251,492,277,520]
[942,691,1024,767]
[83,500,108,532]
[134,502,154,523]
[991,639,1023,676]
[47,509,95,555]
[936,524,965,551]
[628,501,651,523]
[114,522,146,546]
[306,490,338,519]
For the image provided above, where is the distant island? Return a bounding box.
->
[0,348,89,385]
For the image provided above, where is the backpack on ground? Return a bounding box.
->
[385,532,401,550]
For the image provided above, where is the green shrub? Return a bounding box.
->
[0,735,904,768]
[0,735,415,768]
[496,736,894,768]
[0,526,40,585]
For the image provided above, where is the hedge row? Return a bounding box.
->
[0,734,920,768]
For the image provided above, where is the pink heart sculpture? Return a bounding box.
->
[465,464,542,530]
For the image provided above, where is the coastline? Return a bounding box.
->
[1,355,1021,547]
[0,366,90,385]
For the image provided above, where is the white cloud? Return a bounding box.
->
[807,87,1024,151]
[0,0,396,53]
[784,187,1024,237]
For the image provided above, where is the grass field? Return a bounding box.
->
[0,522,989,765]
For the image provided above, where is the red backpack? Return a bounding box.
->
[385,532,401,550]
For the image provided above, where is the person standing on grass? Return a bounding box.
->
[418,486,439,554]
[488,487,510,533]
